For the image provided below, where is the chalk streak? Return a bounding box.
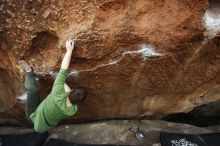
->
[17,92,27,100]
[37,44,164,77]
[203,10,220,38]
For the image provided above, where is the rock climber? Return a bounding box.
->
[18,39,87,133]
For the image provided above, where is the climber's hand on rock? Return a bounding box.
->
[61,39,75,70]
[66,39,74,52]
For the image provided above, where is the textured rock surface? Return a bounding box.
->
[1,120,219,145]
[0,0,220,125]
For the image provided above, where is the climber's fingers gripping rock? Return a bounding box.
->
[65,39,75,52]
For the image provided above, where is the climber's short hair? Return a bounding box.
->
[68,88,87,104]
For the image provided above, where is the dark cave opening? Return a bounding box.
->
[162,100,220,127]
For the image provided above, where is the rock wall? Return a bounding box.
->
[0,0,219,125]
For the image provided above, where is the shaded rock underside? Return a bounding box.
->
[1,120,220,145]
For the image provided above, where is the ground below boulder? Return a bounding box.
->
[1,120,220,146]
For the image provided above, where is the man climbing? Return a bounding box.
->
[18,39,87,133]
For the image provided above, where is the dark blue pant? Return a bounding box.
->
[25,71,41,122]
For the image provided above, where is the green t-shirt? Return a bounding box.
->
[30,69,78,133]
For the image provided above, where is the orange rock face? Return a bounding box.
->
[0,0,219,125]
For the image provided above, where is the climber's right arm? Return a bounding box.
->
[61,39,74,70]
[53,40,74,86]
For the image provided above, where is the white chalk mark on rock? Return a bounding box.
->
[47,70,79,78]
[49,71,58,79]
[68,70,79,77]
[123,44,163,58]
[108,60,119,65]
[17,92,27,100]
[139,44,163,57]
[76,43,163,73]
[40,43,164,77]
[203,10,220,38]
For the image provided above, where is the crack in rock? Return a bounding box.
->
[196,86,220,103]
[71,44,164,75]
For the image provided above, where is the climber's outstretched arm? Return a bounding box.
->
[61,39,74,70]
[52,40,74,87]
